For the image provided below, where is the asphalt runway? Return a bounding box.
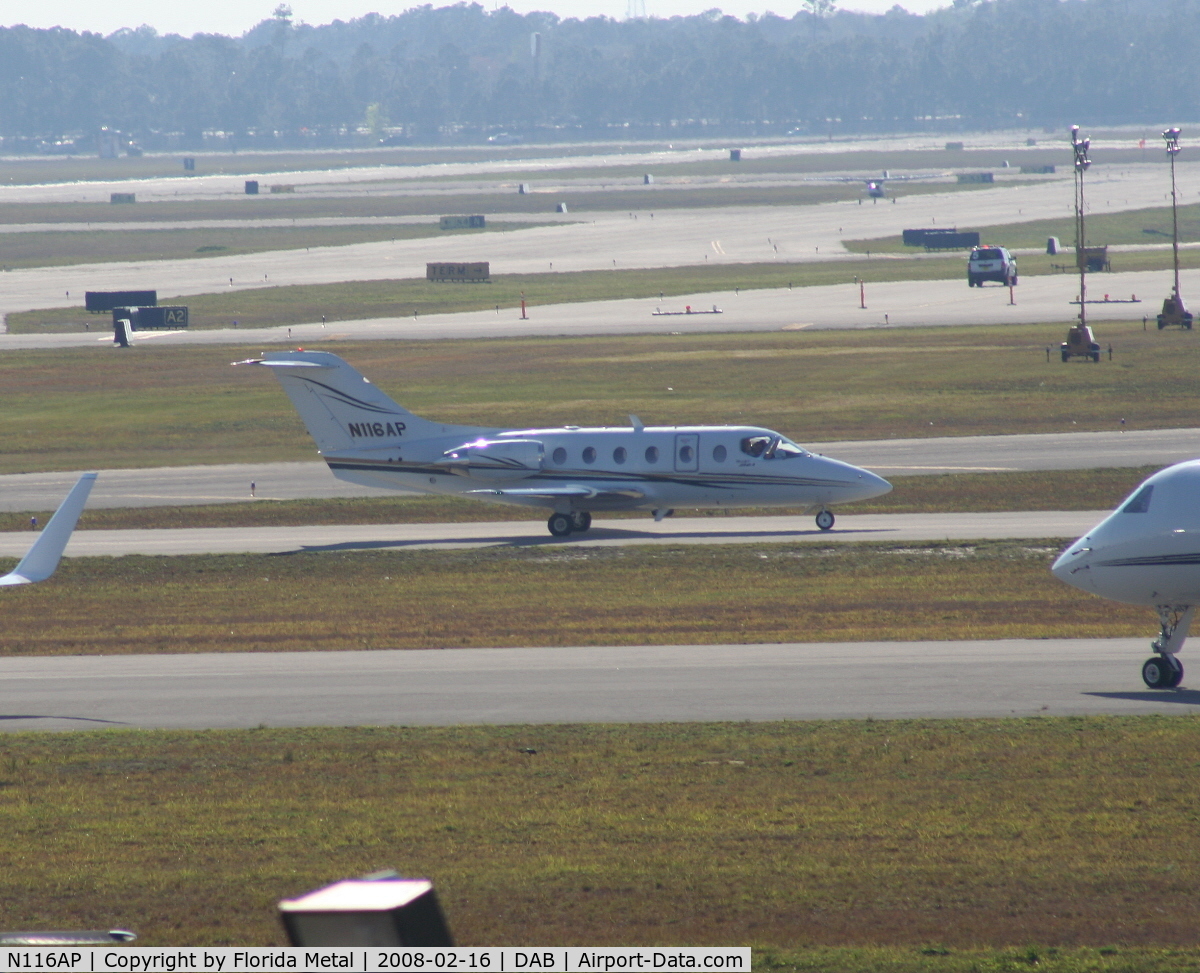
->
[0,427,1190,512]
[1,637,1188,734]
[0,510,1099,559]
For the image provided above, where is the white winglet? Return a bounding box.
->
[0,473,97,586]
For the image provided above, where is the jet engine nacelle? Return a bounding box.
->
[437,438,545,481]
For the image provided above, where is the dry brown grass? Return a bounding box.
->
[0,542,1144,657]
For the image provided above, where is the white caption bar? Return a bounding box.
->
[3,946,751,973]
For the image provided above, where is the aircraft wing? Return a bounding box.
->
[468,484,646,502]
[0,472,97,586]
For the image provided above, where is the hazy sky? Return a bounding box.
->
[4,0,948,38]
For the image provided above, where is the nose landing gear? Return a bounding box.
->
[1142,605,1194,688]
[815,509,835,531]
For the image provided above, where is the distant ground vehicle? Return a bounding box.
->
[967,246,1017,287]
[486,132,522,145]
[1061,324,1101,362]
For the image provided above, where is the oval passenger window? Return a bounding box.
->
[713,445,727,462]
[583,447,597,464]
[645,446,659,463]
[614,447,627,464]
[552,447,567,465]
[680,446,693,462]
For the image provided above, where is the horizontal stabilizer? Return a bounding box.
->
[0,472,97,586]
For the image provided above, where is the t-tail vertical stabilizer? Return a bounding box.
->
[234,350,478,453]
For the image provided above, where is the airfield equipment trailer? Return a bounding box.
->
[1157,292,1194,329]
[1061,324,1101,362]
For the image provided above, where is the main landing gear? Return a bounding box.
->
[1141,605,1194,689]
[547,511,592,537]
[815,509,835,531]
[1142,655,1183,690]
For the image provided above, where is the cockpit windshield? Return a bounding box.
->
[740,435,809,460]
[1121,484,1154,513]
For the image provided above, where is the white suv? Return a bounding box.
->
[967,246,1017,287]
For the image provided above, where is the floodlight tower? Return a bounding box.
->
[1071,125,1092,328]
[1166,128,1182,294]
[1158,127,1192,328]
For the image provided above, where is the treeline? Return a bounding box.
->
[1,0,1197,146]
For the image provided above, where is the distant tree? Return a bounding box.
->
[362,102,387,136]
[3,0,1200,144]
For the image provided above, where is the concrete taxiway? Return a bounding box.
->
[0,638,1186,733]
[0,427,1191,512]
[0,511,1098,559]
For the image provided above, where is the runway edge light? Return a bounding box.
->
[279,872,454,947]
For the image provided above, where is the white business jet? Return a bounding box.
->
[237,351,891,536]
[1,473,97,586]
[1052,459,1200,689]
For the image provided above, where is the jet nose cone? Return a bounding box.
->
[865,470,892,499]
[1050,550,1071,582]
[1051,541,1090,588]
[849,468,892,501]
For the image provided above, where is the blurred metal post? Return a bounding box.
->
[1070,125,1092,329]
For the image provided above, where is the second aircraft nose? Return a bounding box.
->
[1051,541,1091,589]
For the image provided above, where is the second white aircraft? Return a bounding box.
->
[1053,459,1200,689]
[239,350,892,536]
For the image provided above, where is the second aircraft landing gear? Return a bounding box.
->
[1143,654,1184,689]
[815,509,835,531]
[547,511,593,537]
[1141,605,1195,688]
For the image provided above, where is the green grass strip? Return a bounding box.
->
[3,717,1200,952]
[0,221,531,271]
[0,324,1194,475]
[6,260,967,332]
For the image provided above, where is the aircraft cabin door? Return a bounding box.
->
[674,434,699,472]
